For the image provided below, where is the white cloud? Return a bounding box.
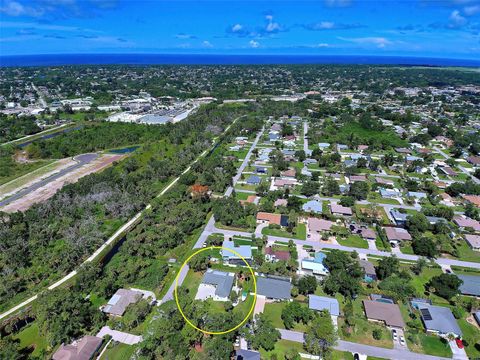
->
[338,36,392,48]
[315,43,330,48]
[249,40,260,48]
[464,5,480,15]
[325,0,352,7]
[317,21,335,29]
[448,10,467,28]
[0,1,44,17]
[264,14,281,33]
[231,23,243,32]
[0,20,98,33]
[202,40,213,48]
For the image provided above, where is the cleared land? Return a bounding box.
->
[0,153,125,212]
[0,158,76,201]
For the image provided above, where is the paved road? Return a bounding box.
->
[161,127,263,304]
[434,146,480,185]
[303,121,309,154]
[205,220,480,270]
[225,127,265,197]
[0,153,98,208]
[278,329,451,360]
[0,115,247,321]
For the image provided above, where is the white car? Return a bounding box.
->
[400,336,405,346]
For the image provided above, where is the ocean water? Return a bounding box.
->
[1,54,479,67]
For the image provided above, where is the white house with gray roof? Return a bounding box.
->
[195,269,235,302]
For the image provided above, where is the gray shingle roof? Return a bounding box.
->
[256,276,292,300]
[103,289,142,316]
[235,349,261,360]
[202,270,234,298]
[458,274,480,296]
[417,304,462,336]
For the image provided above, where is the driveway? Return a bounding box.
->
[449,340,468,360]
[278,328,452,360]
[97,326,142,345]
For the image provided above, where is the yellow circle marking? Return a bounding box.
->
[174,245,257,335]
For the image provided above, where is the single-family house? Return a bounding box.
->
[467,156,480,167]
[363,300,405,329]
[330,203,353,216]
[384,227,412,245]
[407,191,427,200]
[265,246,290,263]
[349,175,367,183]
[195,269,235,302]
[52,336,103,360]
[246,175,262,185]
[301,252,329,276]
[307,218,334,237]
[390,209,409,226]
[309,295,340,320]
[102,289,143,317]
[414,303,462,337]
[274,178,296,189]
[380,188,401,199]
[256,212,288,227]
[359,259,377,282]
[375,177,395,186]
[337,144,348,151]
[465,234,480,251]
[303,200,323,214]
[281,168,296,178]
[462,194,480,208]
[256,276,292,301]
[395,147,411,154]
[453,215,480,232]
[221,240,252,265]
[457,275,480,297]
[274,198,288,208]
[318,143,330,150]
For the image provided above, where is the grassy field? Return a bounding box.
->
[262,223,307,240]
[337,235,369,249]
[458,318,480,359]
[13,323,48,357]
[0,159,62,194]
[259,339,305,360]
[0,159,56,186]
[99,342,137,360]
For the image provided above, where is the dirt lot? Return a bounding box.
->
[0,153,125,213]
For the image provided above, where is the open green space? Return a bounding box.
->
[337,235,369,249]
[262,223,307,240]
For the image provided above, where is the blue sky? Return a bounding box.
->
[0,0,479,58]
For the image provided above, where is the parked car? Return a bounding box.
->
[400,336,405,346]
[456,338,464,349]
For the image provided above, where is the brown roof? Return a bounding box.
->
[465,234,480,249]
[274,198,288,207]
[463,195,480,208]
[265,247,291,261]
[375,177,394,186]
[52,336,103,360]
[281,168,296,178]
[363,300,405,328]
[361,228,376,240]
[384,227,411,241]
[467,156,480,165]
[453,215,480,231]
[102,289,142,316]
[330,203,353,215]
[349,175,367,182]
[257,212,282,225]
[308,217,334,232]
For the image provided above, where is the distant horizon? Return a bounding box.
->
[2,53,480,68]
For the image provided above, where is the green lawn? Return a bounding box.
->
[458,318,480,359]
[0,159,59,194]
[337,235,369,249]
[13,323,48,357]
[263,302,287,329]
[418,334,452,358]
[0,159,55,186]
[259,339,305,360]
[262,223,307,240]
[99,342,136,360]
